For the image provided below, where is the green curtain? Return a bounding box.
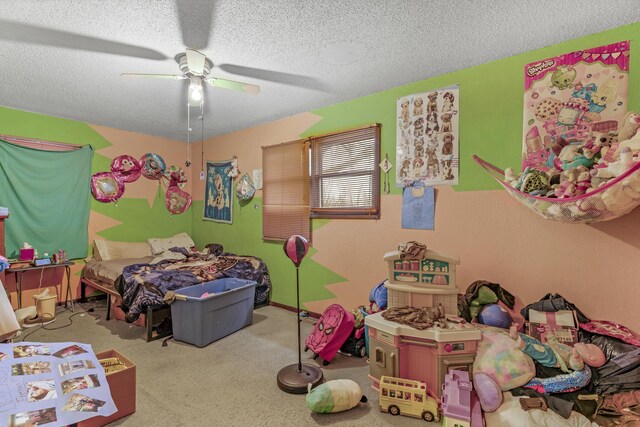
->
[0,140,93,259]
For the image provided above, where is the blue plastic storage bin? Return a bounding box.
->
[171,278,256,347]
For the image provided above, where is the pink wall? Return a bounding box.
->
[194,110,640,333]
[307,187,640,332]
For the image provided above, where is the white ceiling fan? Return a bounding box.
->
[120,48,261,106]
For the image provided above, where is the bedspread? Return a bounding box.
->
[114,251,271,321]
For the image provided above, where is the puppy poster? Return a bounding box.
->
[522,41,629,171]
[396,86,459,187]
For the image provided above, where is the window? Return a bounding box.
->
[262,124,381,241]
[310,124,380,219]
[262,139,310,241]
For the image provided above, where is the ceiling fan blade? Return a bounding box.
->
[217,64,327,91]
[206,78,261,95]
[186,49,206,75]
[121,73,187,80]
[176,0,214,50]
[0,20,168,60]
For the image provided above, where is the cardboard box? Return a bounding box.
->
[529,309,577,328]
[78,349,136,427]
[526,322,578,345]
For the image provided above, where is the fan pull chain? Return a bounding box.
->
[200,102,205,181]
[186,102,192,167]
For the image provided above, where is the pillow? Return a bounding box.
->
[93,239,153,261]
[147,232,195,255]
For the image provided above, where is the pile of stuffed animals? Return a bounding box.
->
[506,111,640,200]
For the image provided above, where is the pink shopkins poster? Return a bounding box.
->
[522,41,629,171]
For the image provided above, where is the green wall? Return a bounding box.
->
[0,107,190,255]
[192,21,640,311]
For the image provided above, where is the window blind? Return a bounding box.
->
[262,139,310,241]
[310,124,380,219]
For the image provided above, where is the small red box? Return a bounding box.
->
[19,248,34,261]
[78,349,136,427]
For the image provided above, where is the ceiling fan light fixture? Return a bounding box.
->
[188,76,203,106]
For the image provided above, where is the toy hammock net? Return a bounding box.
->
[473,155,640,224]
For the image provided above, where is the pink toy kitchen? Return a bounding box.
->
[365,248,481,399]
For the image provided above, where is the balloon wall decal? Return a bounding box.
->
[111,155,142,183]
[139,153,166,180]
[90,172,124,203]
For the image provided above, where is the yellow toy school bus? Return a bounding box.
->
[379,376,440,422]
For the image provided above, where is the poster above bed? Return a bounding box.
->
[204,160,233,223]
[521,41,630,172]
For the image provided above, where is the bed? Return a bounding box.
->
[80,234,271,341]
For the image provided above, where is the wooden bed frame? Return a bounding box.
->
[79,277,172,342]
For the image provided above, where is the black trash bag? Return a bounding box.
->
[579,329,638,361]
[593,349,640,395]
[521,293,590,324]
[457,280,515,322]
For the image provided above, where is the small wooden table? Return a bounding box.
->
[6,262,73,311]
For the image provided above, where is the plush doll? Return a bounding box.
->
[515,168,550,195]
[306,380,367,413]
[617,111,640,141]
[504,167,520,187]
[614,130,640,160]
[562,153,595,171]
[227,157,240,179]
[554,169,578,198]
[582,131,617,160]
[473,372,502,413]
[574,166,591,196]
[557,144,581,163]
[592,147,637,180]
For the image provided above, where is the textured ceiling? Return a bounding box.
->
[0,1,639,141]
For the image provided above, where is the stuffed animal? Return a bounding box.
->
[562,154,595,171]
[574,166,591,196]
[306,380,367,413]
[601,173,640,212]
[504,168,520,187]
[614,130,640,159]
[473,372,502,413]
[554,169,578,198]
[227,157,240,178]
[617,111,640,141]
[582,131,617,160]
[556,143,581,163]
[592,148,637,180]
[515,168,550,195]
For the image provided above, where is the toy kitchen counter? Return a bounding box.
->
[365,312,480,399]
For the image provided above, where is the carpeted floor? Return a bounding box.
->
[17,302,433,426]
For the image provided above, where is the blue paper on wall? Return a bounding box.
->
[402,183,434,230]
